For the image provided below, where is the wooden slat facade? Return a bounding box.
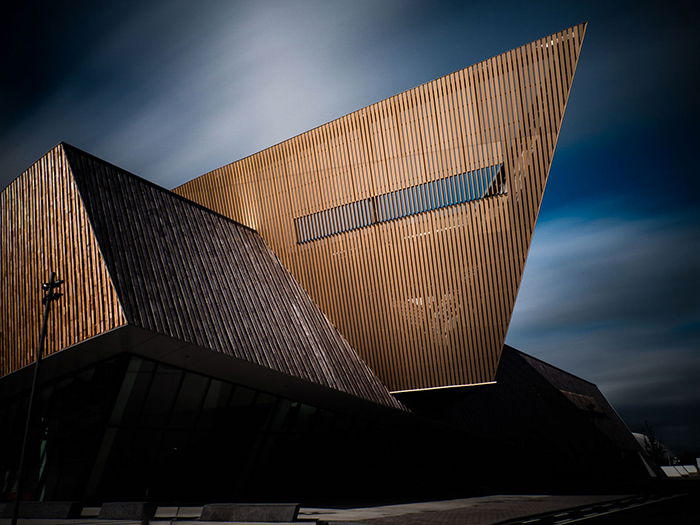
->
[175,24,587,391]
[61,145,402,409]
[0,146,126,376]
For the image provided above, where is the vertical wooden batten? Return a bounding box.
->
[0,144,127,376]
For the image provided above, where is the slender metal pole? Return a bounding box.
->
[11,272,62,525]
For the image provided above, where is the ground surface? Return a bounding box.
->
[1,492,698,524]
[303,493,699,524]
[301,494,627,523]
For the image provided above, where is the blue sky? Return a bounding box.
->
[2,0,698,452]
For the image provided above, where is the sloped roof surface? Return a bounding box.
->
[511,347,640,450]
[63,144,403,410]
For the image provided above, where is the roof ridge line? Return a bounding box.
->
[505,345,597,387]
[60,142,258,233]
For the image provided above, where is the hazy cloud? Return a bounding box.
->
[1,0,418,187]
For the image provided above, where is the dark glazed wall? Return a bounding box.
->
[0,355,455,503]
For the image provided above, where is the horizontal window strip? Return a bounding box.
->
[295,163,506,244]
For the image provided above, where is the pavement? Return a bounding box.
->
[300,494,629,523]
[1,493,696,525]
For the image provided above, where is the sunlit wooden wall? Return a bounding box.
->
[0,145,126,377]
[176,24,587,392]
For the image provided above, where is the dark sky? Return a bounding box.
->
[2,1,698,452]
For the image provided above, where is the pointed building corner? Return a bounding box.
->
[0,144,126,377]
[175,25,588,391]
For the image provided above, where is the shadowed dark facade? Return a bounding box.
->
[397,346,654,488]
[1,24,652,504]
[1,353,444,502]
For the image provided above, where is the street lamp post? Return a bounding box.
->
[10,272,63,525]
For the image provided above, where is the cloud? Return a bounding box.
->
[0,0,414,188]
[507,200,700,451]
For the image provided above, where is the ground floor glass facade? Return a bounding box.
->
[1,354,396,503]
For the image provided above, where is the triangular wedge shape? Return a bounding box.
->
[175,24,588,391]
[62,145,402,409]
[0,144,126,375]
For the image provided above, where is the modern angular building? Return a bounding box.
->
[0,23,653,503]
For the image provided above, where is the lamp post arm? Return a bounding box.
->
[10,272,62,525]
